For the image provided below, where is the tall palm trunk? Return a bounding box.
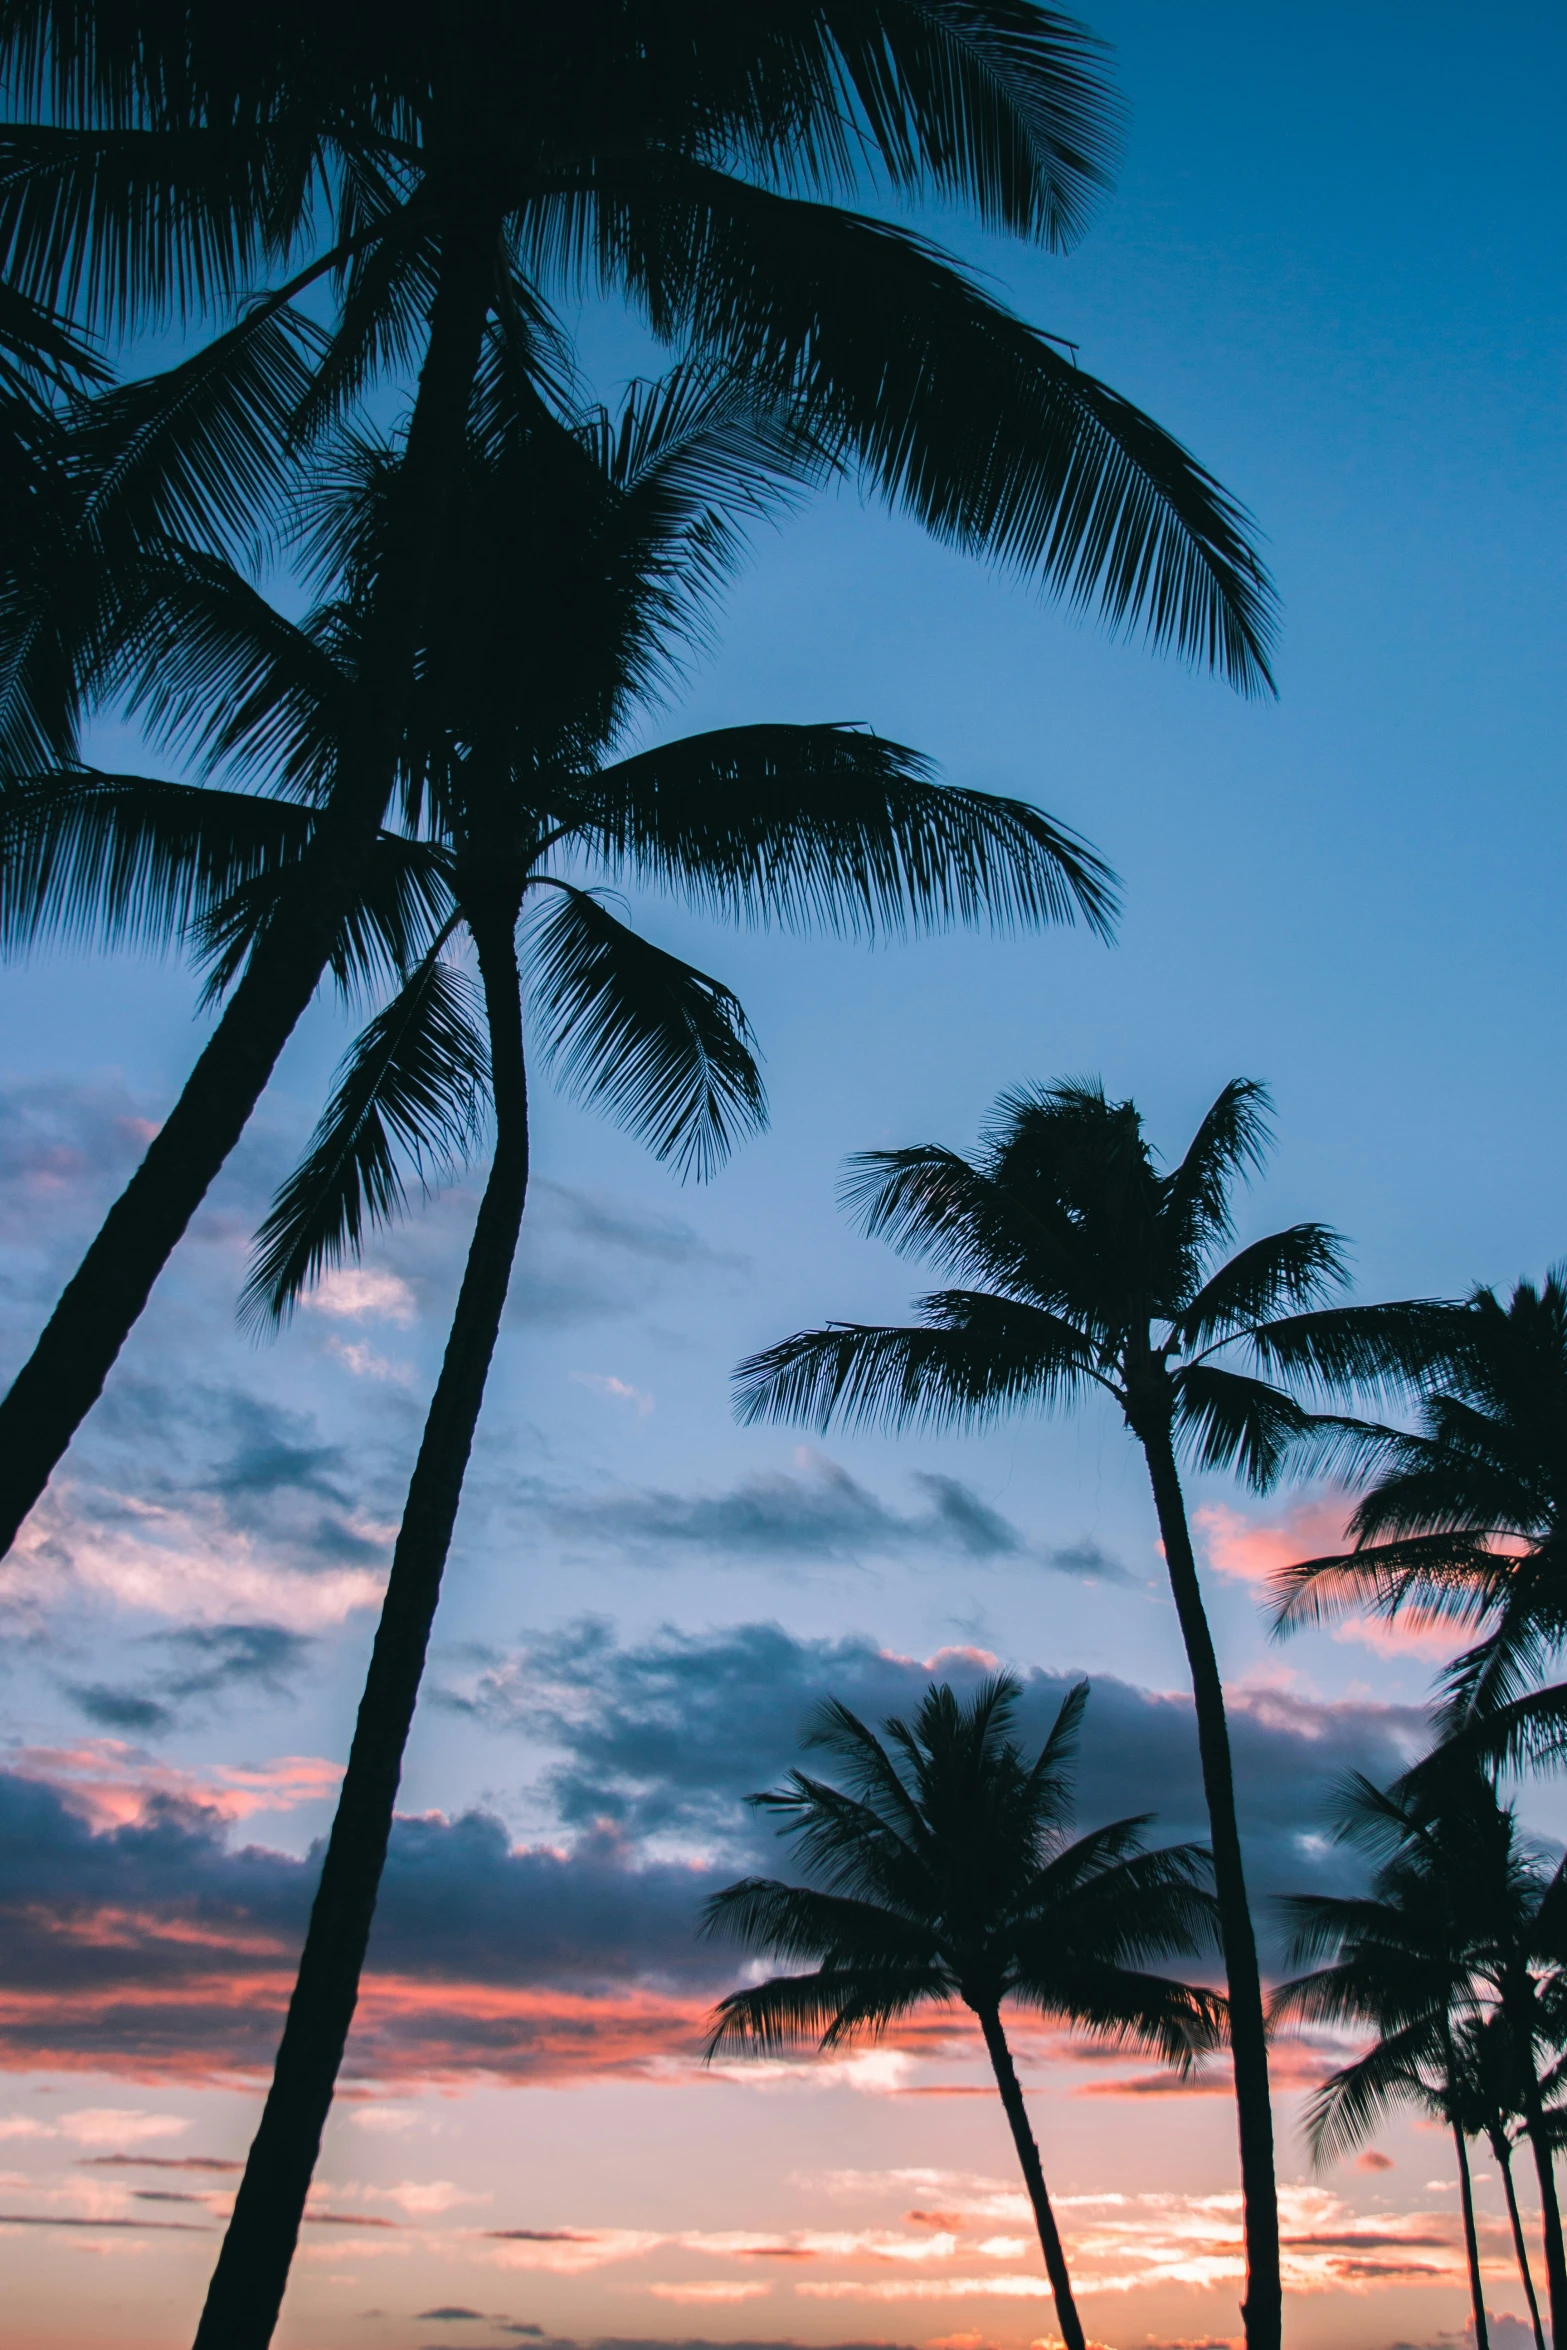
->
[1454,2120,1491,2350]
[974,2001,1087,2350]
[1140,1421,1282,2350]
[0,228,497,1562]
[1517,2042,1567,2350]
[191,907,529,2350]
[1493,2134,1547,2350]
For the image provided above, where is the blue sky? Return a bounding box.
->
[1,8,1564,2348]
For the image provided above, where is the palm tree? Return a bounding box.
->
[732,1077,1456,2350]
[1274,1766,1567,2350]
[16,360,1115,2349]
[1466,2013,1550,2350]
[704,1675,1224,2350]
[0,2,1278,1555]
[1272,1271,1567,1779]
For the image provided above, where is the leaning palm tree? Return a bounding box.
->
[1272,1271,1567,1778]
[704,1675,1223,2350]
[0,2,1278,1557]
[733,1077,1456,2350]
[1274,1766,1567,2350]
[30,359,1110,2350]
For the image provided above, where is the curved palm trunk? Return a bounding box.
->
[974,2002,1087,2350]
[1140,1423,1281,2350]
[1494,2135,1546,2350]
[1454,2121,1491,2350]
[0,228,496,1562]
[190,910,529,2350]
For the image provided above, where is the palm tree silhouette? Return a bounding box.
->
[34,360,1113,2349]
[1272,1271,1567,1778]
[734,1076,1453,2350]
[0,3,1277,1556]
[704,1675,1223,2350]
[1274,1766,1567,2350]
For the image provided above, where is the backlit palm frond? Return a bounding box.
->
[733,1293,1102,1438]
[837,1142,1079,1299]
[1301,2027,1440,2168]
[1022,1961,1225,2073]
[591,164,1276,691]
[1248,1299,1468,1402]
[587,723,1116,939]
[1161,1078,1274,1256]
[526,883,766,1182]
[704,1963,951,2059]
[1172,1224,1349,1350]
[0,764,312,958]
[1268,1532,1514,1642]
[189,831,457,1007]
[1174,1363,1316,1492]
[239,943,486,1330]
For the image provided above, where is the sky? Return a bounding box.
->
[1,5,1565,2348]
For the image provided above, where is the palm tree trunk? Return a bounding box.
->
[1519,2058,1567,2350]
[974,2002,1087,2350]
[190,909,529,2350]
[1455,2121,1491,2350]
[1140,1422,1281,2350]
[1495,2137,1547,2350]
[0,225,497,1562]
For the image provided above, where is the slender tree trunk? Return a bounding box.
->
[974,2001,1087,2350]
[1139,1422,1281,2350]
[0,226,496,1561]
[1495,2137,1547,2350]
[191,910,529,2350]
[1519,2055,1567,2350]
[1455,2121,1491,2350]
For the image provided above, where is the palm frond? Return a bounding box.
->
[239,945,486,1329]
[1172,1224,1349,1350]
[585,723,1117,938]
[1248,1300,1469,1401]
[578,163,1277,691]
[1161,1078,1273,1254]
[1174,1364,1316,1492]
[526,883,766,1182]
[0,765,312,957]
[733,1294,1102,1436]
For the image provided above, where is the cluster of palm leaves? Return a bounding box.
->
[0,9,1294,2349]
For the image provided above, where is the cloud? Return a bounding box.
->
[0,1078,159,1245]
[65,1623,315,1736]
[305,1268,417,1327]
[0,1622,1433,2085]
[439,1618,1429,1903]
[10,1391,392,1631]
[485,1179,749,1330]
[543,1454,1025,1570]
[571,1374,655,1418]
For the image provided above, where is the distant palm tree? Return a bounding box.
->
[1272,1271,1567,1776]
[704,1675,1223,2350]
[1274,1767,1567,2350]
[734,1076,1452,2350]
[1465,2013,1549,2350]
[0,1,1277,1559]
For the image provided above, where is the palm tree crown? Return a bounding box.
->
[705,1674,1222,2350]
[735,1077,1446,1478]
[1274,1766,1567,2350]
[1272,1271,1567,1771]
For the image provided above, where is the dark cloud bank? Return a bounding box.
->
[3,1622,1427,2080]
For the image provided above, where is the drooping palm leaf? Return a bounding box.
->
[240,939,486,1328]
[527,881,765,1181]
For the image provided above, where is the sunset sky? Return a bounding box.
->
[2,6,1565,2350]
